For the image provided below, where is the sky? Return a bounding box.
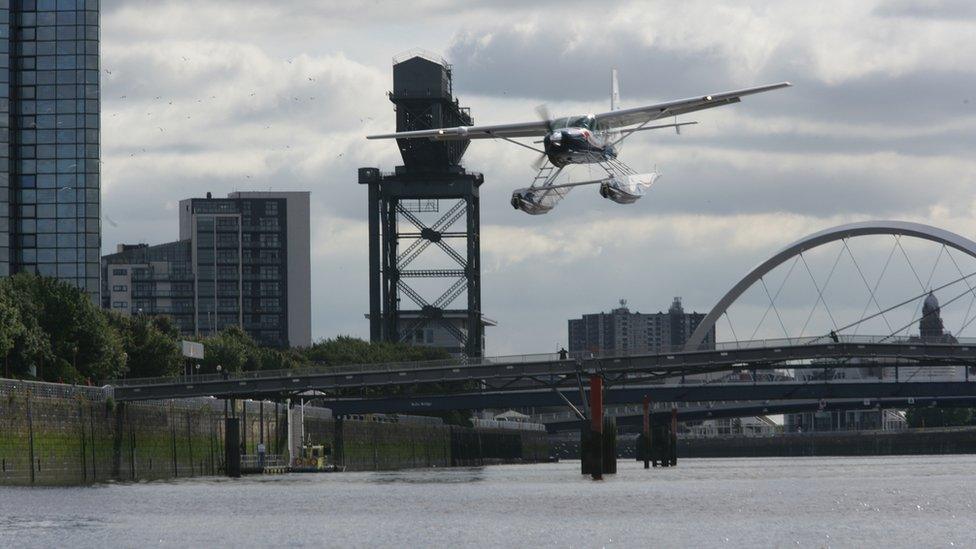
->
[98,0,976,354]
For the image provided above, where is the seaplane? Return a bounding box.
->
[367,71,790,215]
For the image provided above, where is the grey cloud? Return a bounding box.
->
[447,24,976,126]
[873,0,976,20]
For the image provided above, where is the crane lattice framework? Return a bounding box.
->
[687,220,976,350]
[360,53,484,357]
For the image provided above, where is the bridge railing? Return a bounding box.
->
[110,334,976,388]
[112,351,569,387]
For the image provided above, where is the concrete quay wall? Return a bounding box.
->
[0,380,549,485]
[678,427,976,458]
[549,428,976,461]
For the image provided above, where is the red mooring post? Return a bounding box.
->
[642,396,651,469]
[590,374,604,480]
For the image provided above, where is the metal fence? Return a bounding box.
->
[471,418,546,432]
[111,334,976,388]
[0,379,109,400]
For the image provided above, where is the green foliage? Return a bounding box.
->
[305,335,450,366]
[1,274,124,383]
[0,274,472,425]
[906,407,974,428]
[106,313,183,379]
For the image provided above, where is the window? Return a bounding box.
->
[112,301,128,309]
[112,268,128,275]
[259,233,280,248]
[112,285,128,292]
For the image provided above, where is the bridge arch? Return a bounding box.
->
[686,220,976,349]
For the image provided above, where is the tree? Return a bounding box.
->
[906,407,974,428]
[305,335,450,366]
[199,326,254,373]
[106,313,183,379]
[2,274,124,383]
[0,285,24,377]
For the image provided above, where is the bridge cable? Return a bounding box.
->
[722,311,741,349]
[756,277,793,343]
[887,236,940,338]
[880,281,976,343]
[852,237,898,337]
[843,239,895,336]
[901,244,946,338]
[749,256,800,341]
[798,248,844,338]
[955,303,976,335]
[895,235,927,293]
[810,269,976,341]
[953,263,976,335]
[943,247,976,337]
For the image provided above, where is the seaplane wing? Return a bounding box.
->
[593,82,791,129]
[367,120,550,141]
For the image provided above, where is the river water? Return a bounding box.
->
[1,455,975,548]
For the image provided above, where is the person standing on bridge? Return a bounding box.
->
[559,347,568,360]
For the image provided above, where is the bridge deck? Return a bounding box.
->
[112,340,976,403]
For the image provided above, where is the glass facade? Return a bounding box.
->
[103,194,298,348]
[4,0,100,295]
[193,211,243,337]
[188,196,287,347]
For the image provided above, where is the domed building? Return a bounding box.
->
[919,291,955,343]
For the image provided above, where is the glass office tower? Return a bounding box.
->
[2,0,100,297]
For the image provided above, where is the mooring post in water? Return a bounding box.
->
[642,395,651,469]
[225,417,241,478]
[670,405,679,467]
[590,374,603,480]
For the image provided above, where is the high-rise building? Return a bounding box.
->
[568,297,715,355]
[2,1,101,298]
[101,191,311,348]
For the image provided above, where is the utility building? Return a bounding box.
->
[1,2,101,298]
[101,191,311,348]
[568,298,715,354]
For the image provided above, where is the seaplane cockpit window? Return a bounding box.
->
[566,116,594,130]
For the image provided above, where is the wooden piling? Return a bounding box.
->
[642,396,650,469]
[590,374,603,480]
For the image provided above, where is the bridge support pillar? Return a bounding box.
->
[225,418,241,478]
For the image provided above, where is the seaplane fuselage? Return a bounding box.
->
[543,115,617,167]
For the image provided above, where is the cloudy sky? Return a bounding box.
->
[99,0,976,353]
